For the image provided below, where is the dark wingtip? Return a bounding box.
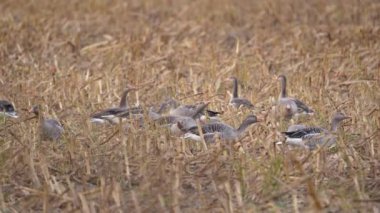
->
[281,131,294,136]
[206,110,223,117]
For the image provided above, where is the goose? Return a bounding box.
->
[281,112,350,150]
[90,86,141,124]
[183,115,258,143]
[170,104,222,118]
[151,102,210,135]
[286,124,307,132]
[0,100,18,118]
[30,105,64,141]
[164,98,222,119]
[277,75,314,118]
[225,77,254,109]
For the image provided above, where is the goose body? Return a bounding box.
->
[277,75,314,118]
[90,86,141,124]
[226,77,254,109]
[169,104,222,118]
[40,118,64,141]
[183,115,258,143]
[151,102,210,135]
[161,97,222,120]
[30,106,64,141]
[282,112,350,150]
[0,100,18,118]
[286,124,307,132]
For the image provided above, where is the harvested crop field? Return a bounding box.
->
[1,0,380,212]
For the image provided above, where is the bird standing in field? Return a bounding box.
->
[90,85,142,124]
[225,77,254,109]
[30,105,64,141]
[0,100,18,118]
[277,75,314,119]
[183,115,258,143]
[150,102,210,136]
[156,97,222,120]
[281,112,350,150]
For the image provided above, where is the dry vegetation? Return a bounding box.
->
[1,0,380,212]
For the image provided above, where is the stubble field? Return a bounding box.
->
[0,0,380,212]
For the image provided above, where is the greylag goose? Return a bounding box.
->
[281,112,350,150]
[183,115,258,143]
[151,102,210,135]
[162,97,222,119]
[0,100,18,118]
[286,124,307,132]
[90,86,142,124]
[30,105,64,141]
[225,77,254,109]
[277,75,314,118]
[170,104,222,118]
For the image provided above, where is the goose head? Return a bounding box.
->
[331,112,350,131]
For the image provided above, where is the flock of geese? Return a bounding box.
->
[0,75,350,150]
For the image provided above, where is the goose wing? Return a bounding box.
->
[183,132,220,143]
[169,105,196,117]
[205,109,223,117]
[153,115,179,126]
[187,122,233,135]
[230,98,254,109]
[115,106,144,118]
[91,107,125,119]
[282,127,325,138]
[291,98,314,113]
[303,133,337,150]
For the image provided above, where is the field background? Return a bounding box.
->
[1,0,379,212]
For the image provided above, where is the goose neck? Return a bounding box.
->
[331,119,342,132]
[280,77,287,98]
[119,90,130,108]
[232,78,239,98]
[237,120,252,134]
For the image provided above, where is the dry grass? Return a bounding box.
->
[1,0,380,211]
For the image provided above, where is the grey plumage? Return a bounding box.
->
[226,77,254,109]
[277,75,314,118]
[40,118,64,141]
[90,86,141,124]
[183,115,258,143]
[150,102,210,135]
[159,97,222,119]
[282,112,350,150]
[30,105,64,141]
